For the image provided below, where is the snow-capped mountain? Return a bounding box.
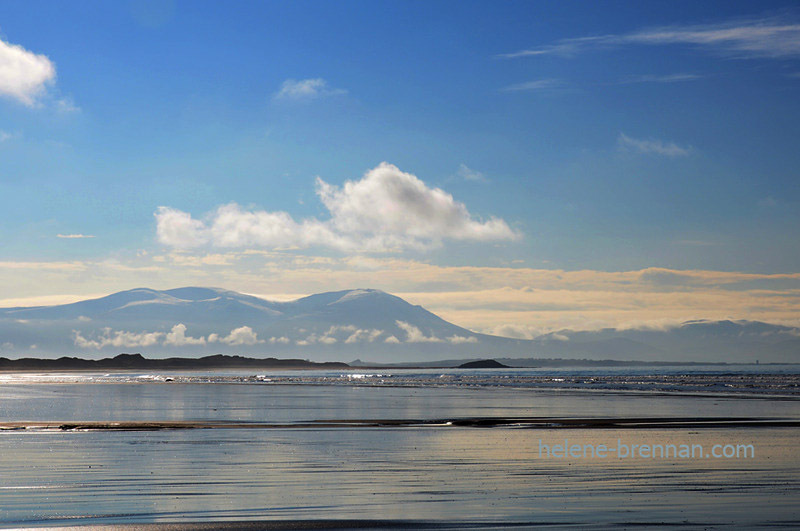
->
[0,287,798,363]
[0,287,523,361]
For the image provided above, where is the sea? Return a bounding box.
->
[1,365,798,529]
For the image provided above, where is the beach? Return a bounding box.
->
[1,368,798,528]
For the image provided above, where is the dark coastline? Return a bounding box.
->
[1,352,797,372]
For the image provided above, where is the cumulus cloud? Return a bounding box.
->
[0,37,56,106]
[269,336,290,344]
[155,206,209,248]
[208,326,263,346]
[499,16,800,60]
[273,78,346,101]
[164,323,206,346]
[395,320,442,343]
[618,133,691,157]
[73,328,164,349]
[155,163,519,252]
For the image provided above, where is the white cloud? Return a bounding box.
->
[618,133,691,157]
[164,323,206,346]
[316,163,519,249]
[154,206,209,248]
[487,323,545,340]
[395,320,442,343]
[155,162,519,252]
[0,130,13,142]
[296,325,383,346]
[0,37,56,106]
[384,335,401,344]
[500,16,800,60]
[208,326,263,346]
[73,328,164,349]
[269,336,290,344]
[273,78,346,101]
[447,335,478,344]
[57,233,95,239]
[500,78,564,92]
[344,328,383,343]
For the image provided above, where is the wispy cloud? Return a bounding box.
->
[455,163,488,182]
[0,130,13,142]
[155,162,520,252]
[55,97,80,113]
[0,37,56,106]
[57,233,95,239]
[617,132,692,157]
[273,78,347,101]
[500,78,564,92]
[618,73,703,84]
[500,16,800,60]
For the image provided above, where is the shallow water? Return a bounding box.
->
[0,370,799,528]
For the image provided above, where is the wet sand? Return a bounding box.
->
[1,375,798,528]
[2,416,799,431]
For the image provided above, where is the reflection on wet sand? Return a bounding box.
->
[0,378,798,528]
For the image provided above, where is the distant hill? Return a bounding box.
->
[0,287,798,363]
[0,353,348,371]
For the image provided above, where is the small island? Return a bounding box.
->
[456,359,510,369]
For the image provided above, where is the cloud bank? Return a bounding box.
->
[74,324,264,349]
[155,163,519,252]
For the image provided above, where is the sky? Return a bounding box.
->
[1,0,799,337]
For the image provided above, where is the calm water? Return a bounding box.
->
[1,368,799,528]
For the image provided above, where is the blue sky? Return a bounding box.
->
[1,1,799,334]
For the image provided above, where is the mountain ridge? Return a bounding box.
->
[0,287,798,363]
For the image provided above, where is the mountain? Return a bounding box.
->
[0,287,526,362]
[0,287,798,363]
[527,320,800,363]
